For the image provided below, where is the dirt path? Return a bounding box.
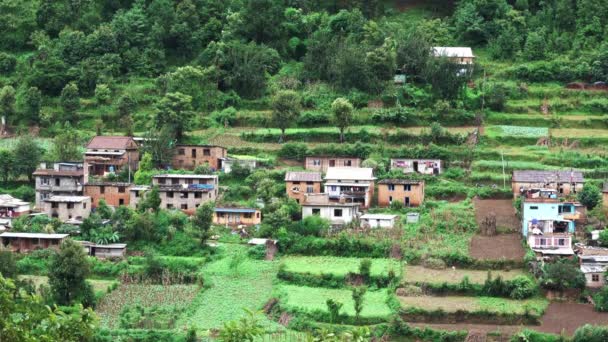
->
[469,234,526,261]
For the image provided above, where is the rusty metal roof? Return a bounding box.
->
[86,136,136,149]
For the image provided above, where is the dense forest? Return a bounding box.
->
[0,0,606,140]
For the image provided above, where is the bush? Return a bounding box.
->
[247,245,267,260]
[277,142,309,161]
[0,52,17,73]
[422,257,446,270]
[293,215,330,237]
[508,276,538,300]
[593,286,608,312]
[572,325,608,342]
[211,107,237,127]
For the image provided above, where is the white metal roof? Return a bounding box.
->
[325,167,375,181]
[360,214,398,220]
[325,182,372,187]
[45,196,90,203]
[0,194,29,208]
[0,232,69,239]
[432,47,475,58]
[154,174,217,179]
[581,265,608,273]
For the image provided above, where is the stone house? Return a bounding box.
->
[324,167,375,208]
[0,232,68,252]
[390,159,441,175]
[213,207,262,227]
[84,136,139,182]
[33,162,84,208]
[512,170,584,198]
[304,156,361,173]
[377,179,425,207]
[43,196,91,222]
[172,144,227,171]
[301,193,360,226]
[84,182,132,208]
[285,171,323,204]
[580,255,608,288]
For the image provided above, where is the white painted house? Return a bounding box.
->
[301,193,360,226]
[360,214,399,229]
[324,167,375,208]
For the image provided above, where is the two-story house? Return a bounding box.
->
[324,167,375,208]
[285,171,323,204]
[301,193,360,226]
[305,156,361,173]
[130,174,218,214]
[377,179,425,207]
[390,159,441,175]
[33,162,84,208]
[42,195,91,222]
[512,170,584,198]
[172,144,227,171]
[84,136,139,182]
[84,182,131,208]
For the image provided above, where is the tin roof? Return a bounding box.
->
[378,179,423,185]
[0,194,30,208]
[512,170,584,183]
[432,47,475,58]
[215,207,258,213]
[45,196,90,203]
[86,136,136,150]
[285,171,322,182]
[33,169,84,177]
[325,167,375,181]
[0,232,68,239]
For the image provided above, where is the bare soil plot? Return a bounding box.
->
[473,199,519,232]
[535,302,608,335]
[398,295,547,315]
[469,234,526,261]
[404,266,526,285]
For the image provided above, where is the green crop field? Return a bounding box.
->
[281,256,402,277]
[398,295,548,316]
[403,266,528,285]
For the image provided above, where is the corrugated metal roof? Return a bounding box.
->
[86,136,135,149]
[154,174,217,179]
[0,194,29,207]
[45,196,90,203]
[285,171,322,182]
[581,265,607,273]
[378,179,422,185]
[33,169,83,177]
[512,170,584,183]
[325,167,375,181]
[361,214,398,220]
[215,207,257,213]
[432,47,475,58]
[0,232,68,239]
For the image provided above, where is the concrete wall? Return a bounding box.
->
[361,218,395,228]
[521,201,576,236]
[213,211,262,226]
[305,157,361,173]
[377,183,424,207]
[35,176,83,208]
[286,181,322,204]
[159,190,215,213]
[585,272,605,288]
[43,199,91,222]
[301,205,358,225]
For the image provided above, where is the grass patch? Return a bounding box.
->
[485,125,548,138]
[403,266,527,285]
[281,256,402,278]
[19,275,117,294]
[398,295,548,316]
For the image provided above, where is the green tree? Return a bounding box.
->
[60,82,80,123]
[117,94,136,118]
[0,250,17,278]
[359,259,372,280]
[0,85,16,123]
[0,275,97,342]
[22,87,42,123]
[134,152,154,185]
[13,136,42,182]
[96,199,113,219]
[162,65,219,111]
[578,184,602,210]
[271,90,301,142]
[326,299,343,324]
[191,202,214,246]
[139,186,161,212]
[351,286,367,322]
[94,84,111,105]
[154,92,194,140]
[51,123,81,161]
[48,239,91,306]
[539,258,586,292]
[331,98,354,143]
[140,127,176,168]
[219,309,264,342]
[0,150,14,185]
[593,286,608,312]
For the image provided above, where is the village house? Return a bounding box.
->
[521,191,586,257]
[580,255,608,288]
[603,183,608,208]
[0,194,31,220]
[324,167,375,208]
[377,179,425,207]
[390,159,442,175]
[84,182,131,208]
[360,214,399,229]
[301,193,360,226]
[42,195,91,222]
[33,162,84,208]
[222,156,261,174]
[136,174,219,214]
[432,47,475,65]
[285,171,323,204]
[84,136,139,182]
[80,241,127,259]
[213,207,262,227]
[0,232,68,252]
[128,185,150,209]
[512,170,584,198]
[304,156,361,173]
[172,144,227,171]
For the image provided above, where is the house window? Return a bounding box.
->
[167,204,174,209]
[100,186,105,194]
[194,192,202,198]
[181,204,188,210]
[389,196,393,203]
[306,186,314,193]
[256,212,260,218]
[118,186,125,193]
[185,178,193,185]
[329,160,336,167]
[313,159,321,166]
[331,186,337,191]
[388,184,395,191]
[67,203,74,209]
[192,149,197,158]
[135,191,140,198]
[292,181,301,185]
[181,192,189,199]
[172,178,179,185]
[312,208,321,215]
[558,239,565,246]
[83,202,87,209]
[540,238,546,246]
[244,213,253,219]
[404,184,412,191]
[158,178,166,185]
[203,149,210,156]
[592,274,600,282]
[334,209,343,217]
[530,206,538,210]
[344,160,352,166]
[55,178,60,186]
[42,177,49,185]
[51,202,58,209]
[167,192,174,198]
[178,148,185,155]
[119,199,125,206]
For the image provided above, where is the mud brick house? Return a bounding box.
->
[304,156,361,173]
[84,136,139,182]
[33,162,84,208]
[390,159,441,175]
[172,145,227,171]
[213,207,262,227]
[0,194,31,218]
[0,232,68,252]
[324,167,375,208]
[43,195,91,222]
[301,193,360,226]
[84,182,132,208]
[148,174,219,214]
[285,171,323,204]
[512,170,584,198]
[377,179,425,207]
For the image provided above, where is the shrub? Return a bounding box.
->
[294,215,330,237]
[422,257,446,270]
[211,107,237,127]
[0,52,17,73]
[359,259,372,280]
[247,245,267,260]
[593,286,608,312]
[572,325,608,342]
[508,276,538,300]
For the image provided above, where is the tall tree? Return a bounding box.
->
[154,92,194,140]
[271,90,301,143]
[52,123,81,161]
[48,239,91,305]
[13,136,42,182]
[140,127,176,168]
[0,85,16,125]
[60,82,80,123]
[578,184,602,210]
[331,98,354,143]
[191,202,213,246]
[22,87,42,123]
[0,150,14,185]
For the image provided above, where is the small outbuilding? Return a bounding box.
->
[360,214,399,229]
[80,241,127,259]
[0,232,68,252]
